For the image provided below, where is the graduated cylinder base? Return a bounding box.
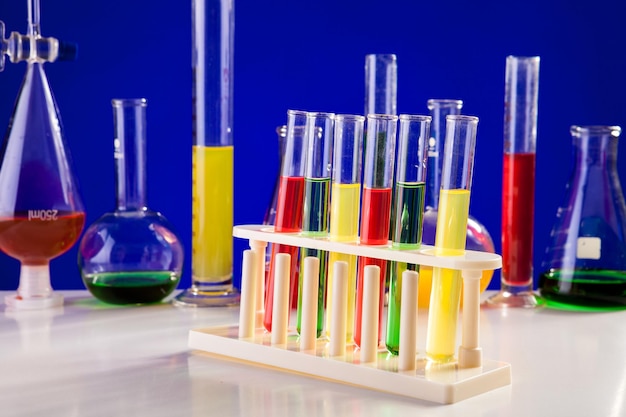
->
[173,280,240,308]
[483,282,544,308]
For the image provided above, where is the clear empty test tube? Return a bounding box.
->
[385,115,431,355]
[264,110,308,332]
[296,112,335,336]
[425,115,479,363]
[354,114,398,347]
[325,114,365,342]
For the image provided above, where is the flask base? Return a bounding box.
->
[4,293,63,310]
[173,284,240,308]
[483,286,544,309]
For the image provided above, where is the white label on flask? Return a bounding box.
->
[576,237,601,260]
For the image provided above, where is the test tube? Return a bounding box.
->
[296,112,335,336]
[385,114,431,355]
[425,115,478,363]
[175,0,237,307]
[325,114,365,342]
[486,56,543,308]
[354,114,398,347]
[263,110,308,332]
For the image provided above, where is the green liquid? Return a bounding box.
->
[539,268,626,310]
[84,271,180,305]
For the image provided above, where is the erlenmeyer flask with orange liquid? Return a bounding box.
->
[420,99,495,309]
[0,0,84,309]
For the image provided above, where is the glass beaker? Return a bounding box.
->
[175,0,238,307]
[325,114,365,342]
[425,115,479,363]
[421,99,495,308]
[539,125,626,309]
[486,55,543,308]
[263,110,308,332]
[0,0,85,310]
[385,114,431,355]
[296,112,334,336]
[78,99,184,305]
[354,114,398,347]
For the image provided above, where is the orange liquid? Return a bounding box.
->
[0,211,85,265]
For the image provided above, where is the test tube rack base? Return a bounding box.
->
[189,325,511,404]
[188,225,512,405]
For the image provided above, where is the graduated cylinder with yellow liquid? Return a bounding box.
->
[174,0,239,307]
[426,115,480,363]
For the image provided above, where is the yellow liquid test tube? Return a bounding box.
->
[326,182,361,340]
[425,115,478,363]
[325,114,365,342]
[426,189,470,362]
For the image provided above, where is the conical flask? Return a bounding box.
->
[539,125,626,309]
[0,64,84,309]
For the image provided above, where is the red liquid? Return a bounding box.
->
[0,211,85,265]
[264,176,305,331]
[354,187,392,346]
[502,152,535,286]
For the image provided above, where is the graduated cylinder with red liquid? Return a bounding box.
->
[485,55,543,308]
[264,110,308,331]
[354,114,398,347]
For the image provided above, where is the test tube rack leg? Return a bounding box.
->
[188,225,512,405]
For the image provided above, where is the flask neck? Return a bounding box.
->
[571,126,620,171]
[112,99,148,211]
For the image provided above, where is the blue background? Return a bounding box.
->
[1,0,625,292]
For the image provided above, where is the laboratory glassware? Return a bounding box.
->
[539,125,626,309]
[0,0,84,309]
[354,114,398,347]
[264,110,308,332]
[365,54,397,116]
[175,0,238,307]
[324,114,365,342]
[385,114,430,355]
[425,115,478,363]
[78,99,184,305]
[296,112,334,336]
[421,99,495,308]
[486,56,543,308]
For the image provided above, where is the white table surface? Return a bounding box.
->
[1,290,625,417]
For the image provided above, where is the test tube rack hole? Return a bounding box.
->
[188,225,511,405]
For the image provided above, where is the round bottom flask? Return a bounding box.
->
[78,99,184,305]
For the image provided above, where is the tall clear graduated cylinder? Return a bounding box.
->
[175,0,238,307]
[426,115,478,363]
[486,55,543,308]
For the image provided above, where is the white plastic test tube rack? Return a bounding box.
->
[188,225,512,404]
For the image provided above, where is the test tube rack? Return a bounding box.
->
[188,225,511,405]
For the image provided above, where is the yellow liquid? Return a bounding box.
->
[325,182,360,340]
[192,146,233,282]
[426,189,470,362]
